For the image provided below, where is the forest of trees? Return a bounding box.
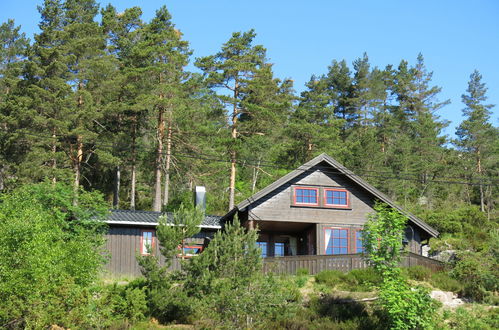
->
[0,0,497,218]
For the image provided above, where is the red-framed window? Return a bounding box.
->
[181,244,204,257]
[324,227,349,255]
[354,229,364,253]
[324,188,349,208]
[293,187,319,206]
[140,230,155,255]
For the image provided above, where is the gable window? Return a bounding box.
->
[294,187,319,206]
[324,188,349,208]
[140,230,155,255]
[355,230,364,253]
[275,242,285,257]
[256,241,267,258]
[325,228,349,254]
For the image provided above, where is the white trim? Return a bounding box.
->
[105,220,221,229]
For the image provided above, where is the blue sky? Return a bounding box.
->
[2,0,498,137]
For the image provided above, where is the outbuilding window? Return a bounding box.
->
[325,228,349,254]
[294,187,319,206]
[140,230,155,255]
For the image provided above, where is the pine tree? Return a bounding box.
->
[456,70,497,213]
[62,0,118,202]
[196,29,290,210]
[137,6,191,211]
[0,19,29,190]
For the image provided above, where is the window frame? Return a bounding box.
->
[293,186,320,206]
[274,242,285,257]
[140,229,155,256]
[354,229,364,253]
[180,244,204,258]
[324,227,350,255]
[323,188,350,208]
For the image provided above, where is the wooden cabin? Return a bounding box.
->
[222,153,439,259]
[104,153,441,276]
[104,210,222,276]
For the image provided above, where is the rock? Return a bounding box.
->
[430,290,464,308]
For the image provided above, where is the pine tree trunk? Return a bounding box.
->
[477,151,485,212]
[153,107,165,212]
[0,165,4,191]
[52,127,57,184]
[73,135,83,206]
[163,118,172,207]
[252,159,261,192]
[130,117,137,210]
[113,165,120,208]
[228,82,239,211]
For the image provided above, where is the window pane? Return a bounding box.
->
[275,242,285,257]
[325,228,349,255]
[295,188,318,204]
[257,242,267,258]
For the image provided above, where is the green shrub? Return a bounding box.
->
[429,272,463,293]
[0,182,108,328]
[295,275,308,288]
[345,268,382,291]
[296,268,309,276]
[445,306,499,329]
[315,270,346,287]
[403,265,432,281]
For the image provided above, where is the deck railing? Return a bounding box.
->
[262,252,445,275]
[108,252,445,277]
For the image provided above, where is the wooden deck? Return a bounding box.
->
[262,252,445,275]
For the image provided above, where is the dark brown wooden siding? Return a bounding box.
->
[104,225,217,277]
[245,165,424,255]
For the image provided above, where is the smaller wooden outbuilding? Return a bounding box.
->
[104,210,222,276]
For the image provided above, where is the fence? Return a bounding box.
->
[262,252,445,275]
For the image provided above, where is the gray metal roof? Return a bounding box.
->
[105,209,223,229]
[231,153,439,238]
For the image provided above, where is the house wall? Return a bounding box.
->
[247,165,375,225]
[245,163,423,255]
[104,225,217,276]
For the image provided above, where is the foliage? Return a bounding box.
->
[0,182,108,328]
[315,270,347,287]
[429,272,463,293]
[444,306,499,329]
[156,204,204,260]
[403,265,432,282]
[451,250,498,303]
[363,203,438,329]
[363,203,407,273]
[378,276,438,330]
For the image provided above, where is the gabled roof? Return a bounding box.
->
[105,209,223,229]
[230,153,438,238]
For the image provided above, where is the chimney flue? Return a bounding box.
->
[194,186,206,212]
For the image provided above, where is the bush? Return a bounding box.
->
[296,268,309,276]
[0,182,108,328]
[403,265,432,281]
[429,272,463,293]
[345,268,382,291]
[445,306,499,329]
[315,270,346,287]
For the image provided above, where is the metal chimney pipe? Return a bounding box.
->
[194,186,206,212]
